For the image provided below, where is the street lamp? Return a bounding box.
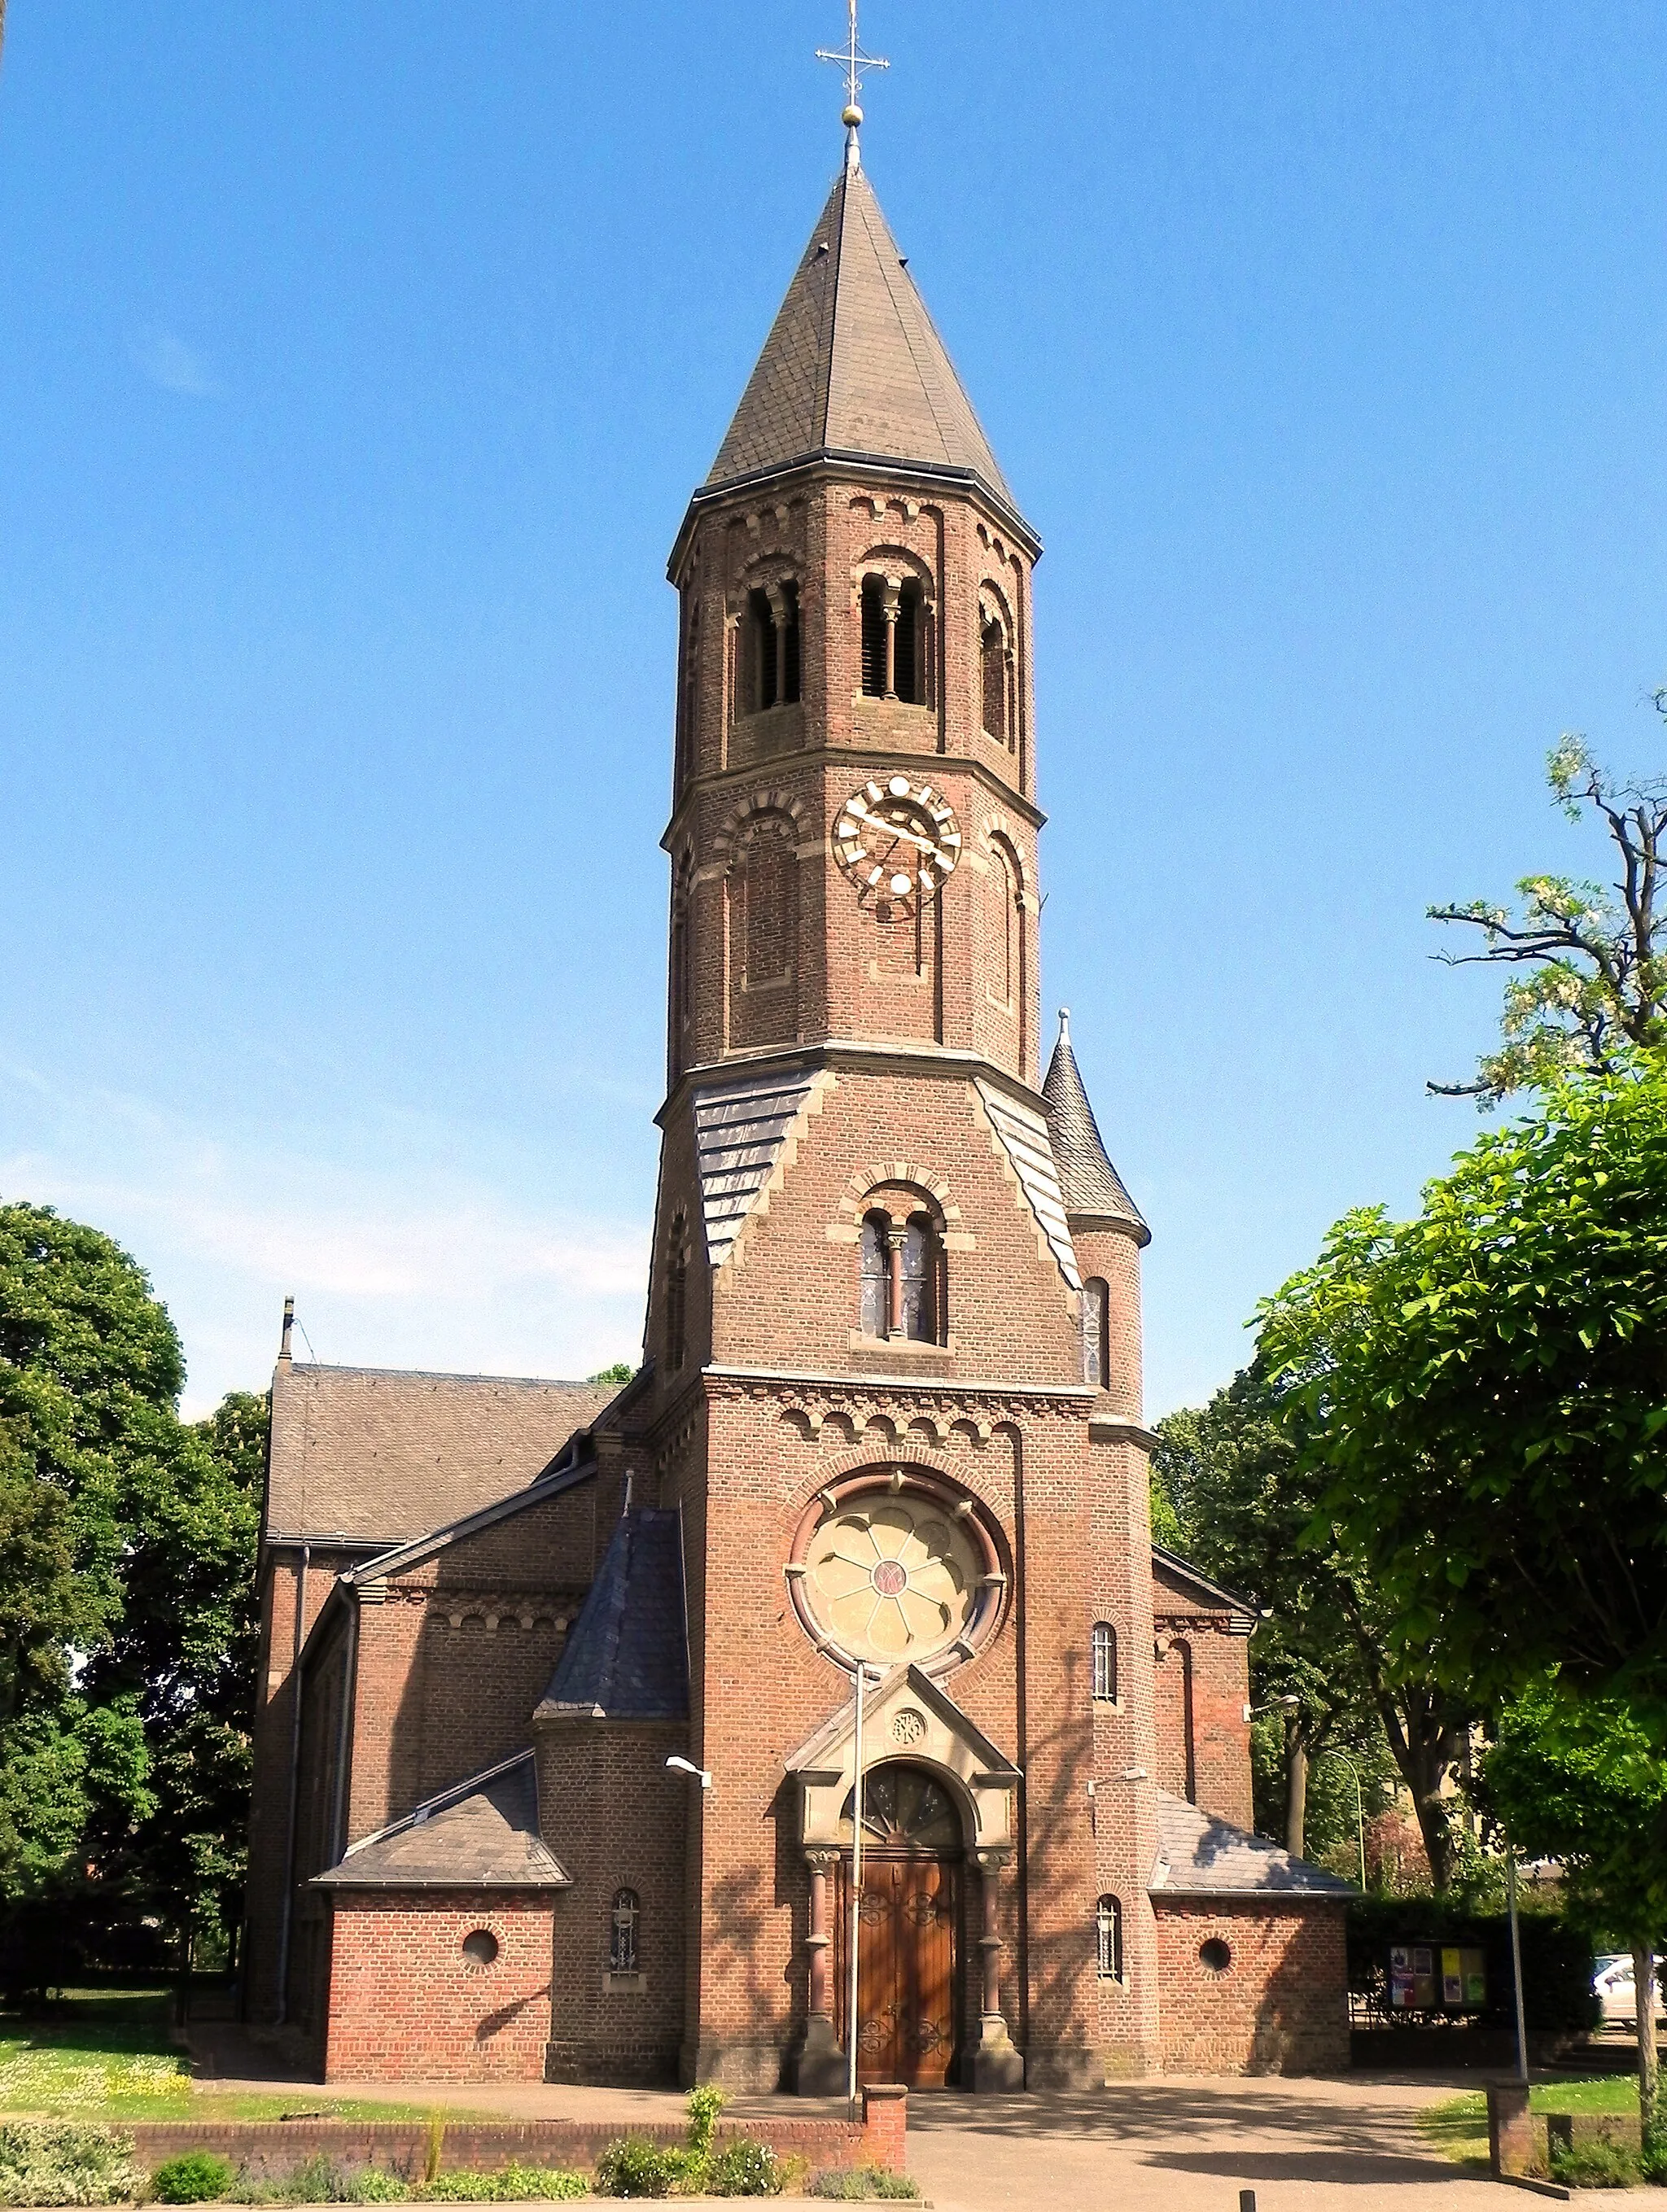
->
[1316,1749,1368,1893]
[666,1755,711,1789]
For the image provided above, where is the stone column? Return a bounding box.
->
[882,584,900,699]
[971,1851,1024,2091]
[886,1226,908,1339]
[791,1850,846,2095]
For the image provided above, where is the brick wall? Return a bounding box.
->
[1154,1899,1349,2074]
[534,1718,690,2085]
[323,1894,556,2081]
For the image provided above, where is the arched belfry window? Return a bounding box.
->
[1092,1621,1118,1704]
[610,1887,640,1973]
[1096,1894,1124,1981]
[746,583,799,713]
[893,584,919,702]
[1081,1279,1109,1388]
[899,1213,939,1341]
[860,576,887,697]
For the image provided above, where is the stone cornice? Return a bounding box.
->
[1087,1417,1162,1452]
[703,1363,1095,1403]
[661,747,1045,855]
[667,451,1043,583]
[656,1039,1054,1134]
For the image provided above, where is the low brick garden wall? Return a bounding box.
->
[125,2087,908,2184]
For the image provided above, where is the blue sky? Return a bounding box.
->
[2,2,1665,1417]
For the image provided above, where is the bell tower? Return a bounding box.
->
[623,88,1162,2094]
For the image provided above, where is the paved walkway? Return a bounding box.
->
[188,2031,1659,2208]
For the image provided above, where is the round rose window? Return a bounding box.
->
[789,1475,1007,1672]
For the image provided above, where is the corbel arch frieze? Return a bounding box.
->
[731,549,803,605]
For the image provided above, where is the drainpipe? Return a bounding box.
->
[273,1543,310,2026]
[329,1595,361,1864]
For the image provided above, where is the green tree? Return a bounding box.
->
[1257,1067,1667,1723]
[1155,1369,1468,1883]
[1429,735,1667,1104]
[1485,1686,1667,2132]
[0,1204,261,1962]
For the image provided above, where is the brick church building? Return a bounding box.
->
[243,123,1350,2091]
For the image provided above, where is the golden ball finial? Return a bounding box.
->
[842,102,864,129]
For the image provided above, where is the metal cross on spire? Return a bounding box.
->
[816,0,888,171]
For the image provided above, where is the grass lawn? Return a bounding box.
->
[1418,2075,1639,2170]
[0,1992,486,2123]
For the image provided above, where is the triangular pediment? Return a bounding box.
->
[785,1664,1019,1856]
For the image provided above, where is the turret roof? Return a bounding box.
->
[1042,1013,1149,1244]
[707,163,1013,509]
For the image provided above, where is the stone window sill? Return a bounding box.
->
[602,1970,647,1995]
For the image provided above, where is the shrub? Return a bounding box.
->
[151,2153,234,2205]
[1548,2137,1639,2188]
[415,2179,486,2203]
[349,2174,410,2204]
[707,2140,781,2197]
[487,2170,584,2204]
[807,2168,921,2201]
[593,2136,682,2199]
[1639,2131,1667,2185]
[685,2087,725,2162]
[0,2122,141,2206]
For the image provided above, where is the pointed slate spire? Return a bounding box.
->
[1042,1009,1150,1245]
[707,164,1014,509]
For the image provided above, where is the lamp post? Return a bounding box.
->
[845,1663,885,2105]
[1318,1749,1368,1893]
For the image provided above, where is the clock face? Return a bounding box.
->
[834,776,961,922]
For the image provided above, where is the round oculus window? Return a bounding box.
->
[1199,1938,1232,1975]
[790,1476,1006,1672]
[462,1929,500,1966]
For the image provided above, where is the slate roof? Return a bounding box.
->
[707,164,1013,509]
[693,1066,826,1267]
[973,1078,1081,1291]
[264,1362,619,1548]
[534,1509,689,1722]
[1041,1013,1149,1244]
[1152,1545,1259,1628]
[313,1753,569,1891]
[1149,1792,1355,1899]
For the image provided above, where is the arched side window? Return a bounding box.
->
[859,1213,888,1340]
[1096,1894,1123,1982]
[899,1212,940,1342]
[665,1214,688,1374]
[1081,1279,1109,1388]
[1092,1621,1118,1704]
[610,1887,640,1974]
[987,839,1018,1010]
[669,855,693,1077]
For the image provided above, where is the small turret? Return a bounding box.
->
[1044,1010,1147,1414]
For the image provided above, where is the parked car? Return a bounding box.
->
[1594,1953,1667,2025]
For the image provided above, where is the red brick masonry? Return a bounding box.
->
[124,2089,907,2180]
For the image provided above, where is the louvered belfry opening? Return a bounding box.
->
[981,611,1009,743]
[749,588,778,711]
[860,575,887,697]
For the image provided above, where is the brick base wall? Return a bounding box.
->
[324,1895,556,2082]
[1154,1899,1348,2074]
[123,2090,907,2180]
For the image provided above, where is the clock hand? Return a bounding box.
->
[843,804,950,860]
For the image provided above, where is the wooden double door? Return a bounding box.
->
[834,1856,960,2088]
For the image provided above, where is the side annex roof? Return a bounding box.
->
[313,1752,568,1891]
[1150,1791,1354,1899]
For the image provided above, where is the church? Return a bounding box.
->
[243,107,1351,2092]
